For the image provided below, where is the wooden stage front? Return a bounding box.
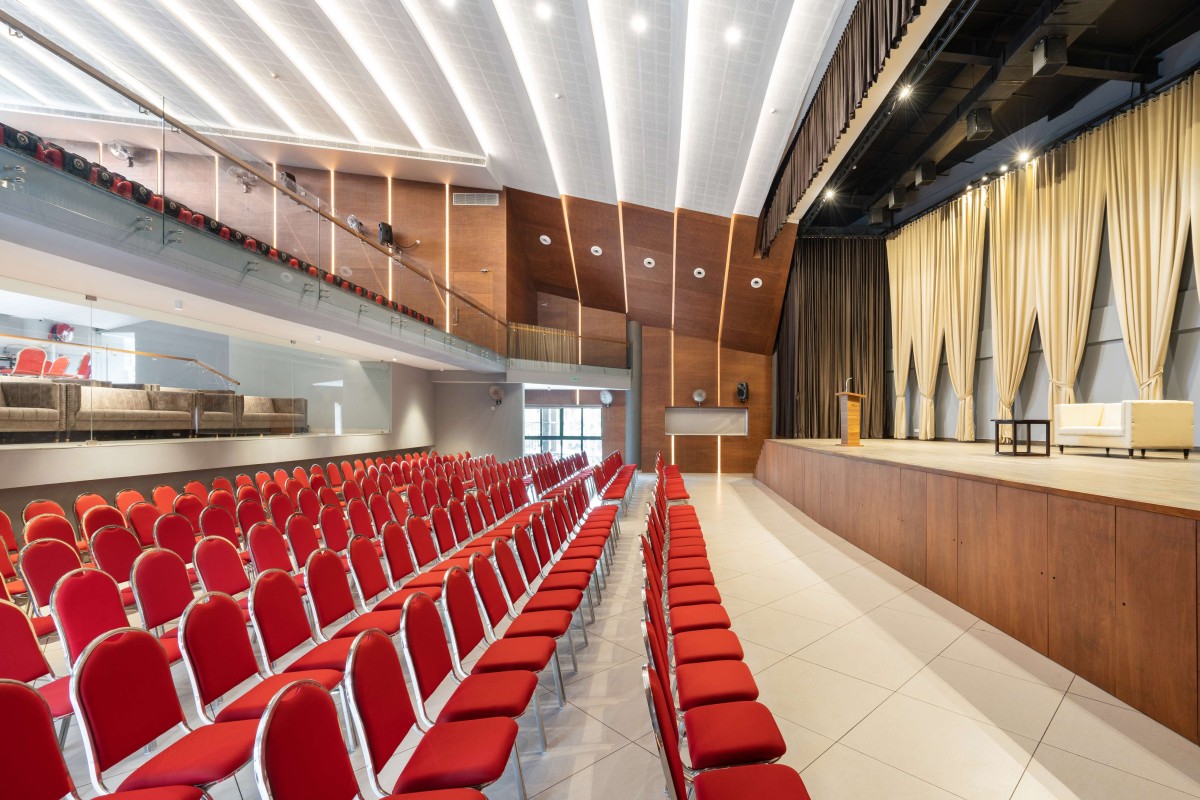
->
[755,438,1200,744]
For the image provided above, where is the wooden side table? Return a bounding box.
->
[993,419,1051,456]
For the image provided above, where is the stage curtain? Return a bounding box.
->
[939,190,987,441]
[888,215,942,439]
[1103,82,1192,400]
[886,235,913,438]
[1032,133,1106,438]
[988,167,1038,439]
[780,237,887,439]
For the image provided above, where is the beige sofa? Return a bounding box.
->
[195,391,238,433]
[1054,401,1194,458]
[240,396,307,433]
[70,385,195,435]
[0,379,65,435]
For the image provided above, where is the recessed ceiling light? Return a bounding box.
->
[439,0,454,7]
[750,277,763,288]
[315,335,322,343]
[643,257,655,268]
[999,164,1009,173]
[981,175,990,183]
[693,267,705,279]
[535,2,553,21]
[630,13,647,33]
[724,26,741,45]
[539,234,552,245]
[590,245,603,256]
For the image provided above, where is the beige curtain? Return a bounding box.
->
[988,167,1038,438]
[1103,83,1192,399]
[940,191,987,441]
[1186,77,1200,292]
[886,237,913,438]
[909,215,943,440]
[1032,134,1106,439]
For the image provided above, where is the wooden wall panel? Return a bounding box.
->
[858,463,900,560]
[956,479,995,620]
[507,189,575,298]
[333,172,390,297]
[581,306,627,369]
[1048,497,1116,693]
[719,347,772,473]
[506,203,538,326]
[163,152,217,223]
[672,334,718,472]
[803,448,823,524]
[898,469,928,583]
[274,166,330,273]
[1115,509,1198,741]
[926,474,958,601]
[993,487,1049,653]
[563,196,625,313]
[673,209,729,341]
[641,326,671,469]
[450,185,507,350]
[537,292,580,332]
[621,203,674,329]
[821,454,848,539]
[722,216,797,355]
[215,156,273,247]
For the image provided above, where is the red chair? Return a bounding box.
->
[173,493,206,533]
[341,461,355,482]
[469,552,579,672]
[115,488,147,517]
[430,505,457,555]
[369,491,394,531]
[73,491,109,527]
[447,499,472,545]
[342,480,363,504]
[296,486,321,523]
[409,482,429,518]
[43,355,69,376]
[248,522,303,591]
[153,513,199,581]
[236,484,262,505]
[129,550,193,661]
[381,520,421,588]
[0,679,209,800]
[388,491,410,525]
[236,497,268,535]
[198,505,243,553]
[346,496,377,541]
[398,592,545,752]
[151,484,178,514]
[19,538,82,620]
[305,547,400,640]
[89,525,141,607]
[207,488,237,519]
[318,485,341,507]
[5,346,46,377]
[193,537,251,613]
[291,466,310,487]
[179,592,340,724]
[346,628,523,798]
[348,534,428,610]
[254,471,272,491]
[24,513,82,552]
[71,628,257,794]
[49,568,132,669]
[24,499,66,522]
[273,469,290,489]
[285,513,325,574]
[80,504,127,546]
[183,480,209,504]
[324,462,343,491]
[248,569,354,675]
[261,481,283,500]
[0,601,71,744]
[254,678,487,800]
[211,476,235,494]
[235,473,254,488]
[268,492,296,530]
[493,538,589,637]
[0,508,17,564]
[73,351,92,380]
[318,503,352,554]
[127,501,163,547]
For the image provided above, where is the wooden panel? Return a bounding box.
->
[215,156,273,247]
[857,463,900,559]
[563,196,625,313]
[1115,509,1198,741]
[537,292,580,332]
[821,454,848,537]
[898,469,928,583]
[450,185,506,349]
[956,479,995,619]
[1048,496,1116,692]
[506,200,538,326]
[163,152,217,222]
[719,347,772,473]
[507,188,575,298]
[673,209,730,341]
[333,172,390,297]
[391,178,447,329]
[581,306,627,369]
[803,448,823,524]
[926,473,958,601]
[102,141,160,194]
[992,487,1049,653]
[640,326,672,470]
[672,334,718,472]
[621,202,674,328]
[721,216,796,355]
[274,166,330,273]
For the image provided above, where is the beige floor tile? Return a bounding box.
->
[716,572,802,605]
[1011,743,1199,800]
[769,585,879,626]
[882,585,980,628]
[772,713,836,772]
[796,627,938,690]
[939,628,1074,690]
[1066,674,1135,711]
[529,742,666,800]
[742,557,834,589]
[802,743,964,800]
[755,656,892,739]
[839,605,970,653]
[729,605,837,654]
[560,658,652,742]
[809,570,911,606]
[738,638,791,675]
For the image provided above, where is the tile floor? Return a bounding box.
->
[50,473,1200,799]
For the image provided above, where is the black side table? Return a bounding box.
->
[993,419,1051,456]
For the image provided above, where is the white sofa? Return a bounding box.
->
[1054,401,1194,458]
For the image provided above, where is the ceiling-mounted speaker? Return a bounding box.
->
[914,161,937,187]
[965,108,994,141]
[886,187,908,210]
[1032,36,1068,77]
[868,208,894,226]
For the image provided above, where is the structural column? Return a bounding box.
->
[625,319,642,468]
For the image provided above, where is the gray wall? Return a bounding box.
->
[885,224,1199,442]
[433,380,525,461]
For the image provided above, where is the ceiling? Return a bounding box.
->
[0,0,855,219]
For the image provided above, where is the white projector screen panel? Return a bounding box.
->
[664,407,749,436]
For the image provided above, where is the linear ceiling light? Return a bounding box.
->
[674,0,703,208]
[7,32,124,112]
[585,0,625,201]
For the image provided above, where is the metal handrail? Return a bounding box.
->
[0,332,240,385]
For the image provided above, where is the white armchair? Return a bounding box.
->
[1054,401,1194,458]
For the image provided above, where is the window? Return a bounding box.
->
[525,406,604,464]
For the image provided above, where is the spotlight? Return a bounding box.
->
[999,164,1009,173]
[981,175,990,184]
[898,84,913,100]
[1017,150,1032,164]
[824,188,836,201]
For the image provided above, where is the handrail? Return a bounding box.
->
[0,10,504,329]
[0,332,240,385]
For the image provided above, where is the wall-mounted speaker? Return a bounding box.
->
[736,382,749,403]
[378,222,394,247]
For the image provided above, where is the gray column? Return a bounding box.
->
[625,319,642,468]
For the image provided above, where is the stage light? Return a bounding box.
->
[631,14,647,33]
[724,26,742,45]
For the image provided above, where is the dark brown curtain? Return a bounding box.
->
[757,0,925,254]
[775,237,887,439]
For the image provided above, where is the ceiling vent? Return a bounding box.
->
[452,192,500,206]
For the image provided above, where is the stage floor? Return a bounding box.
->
[769,438,1200,518]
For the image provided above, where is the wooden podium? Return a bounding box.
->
[836,392,866,446]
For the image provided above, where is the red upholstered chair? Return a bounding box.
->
[20,537,83,618]
[268,492,296,530]
[369,491,394,531]
[388,491,410,525]
[198,505,243,554]
[73,352,93,381]
[478,492,498,528]
[254,678,487,800]
[25,513,82,552]
[309,470,328,493]
[318,503,351,554]
[349,534,427,611]
[342,480,363,504]
[398,592,545,752]
[492,538,588,637]
[341,461,355,482]
[429,505,459,555]
[6,347,46,377]
[0,508,17,564]
[346,629,524,798]
[248,522,303,591]
[0,679,209,800]
[255,471,272,491]
[261,482,283,501]
[0,601,72,744]
[153,513,199,581]
[207,488,237,519]
[285,513,324,573]
[291,466,310,487]
[193,537,251,614]
[378,470,394,495]
[318,485,341,507]
[424,483,442,517]
[450,475,466,503]
[127,501,163,547]
[89,525,142,608]
[211,476,235,494]
[235,484,262,505]
[346,496,377,541]
[129,549,193,660]
[73,491,109,527]
[248,569,354,675]
[361,475,379,496]
[447,499,472,545]
[435,478,453,508]
[324,461,343,491]
[236,497,268,536]
[183,481,209,504]
[296,486,322,523]
[235,474,254,489]
[381,520,419,587]
[409,481,429,518]
[273,469,290,489]
[50,568,132,669]
[80,504,128,548]
[304,548,400,640]
[179,592,340,724]
[71,628,257,794]
[151,484,178,514]
[642,666,809,800]
[513,526,595,618]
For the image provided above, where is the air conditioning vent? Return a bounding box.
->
[452,192,500,206]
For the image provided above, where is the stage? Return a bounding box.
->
[754,438,1200,745]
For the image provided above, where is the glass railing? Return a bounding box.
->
[0,10,508,362]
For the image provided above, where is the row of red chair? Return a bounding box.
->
[593,451,639,510]
[640,454,811,800]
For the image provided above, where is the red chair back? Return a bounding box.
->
[467,553,511,630]
[268,492,296,530]
[512,526,543,584]
[130,548,193,630]
[346,629,421,788]
[346,497,375,540]
[20,538,82,610]
[348,535,390,603]
[325,462,343,489]
[255,680,360,800]
[441,566,486,661]
[305,548,357,631]
[273,469,290,489]
[182,480,209,504]
[23,499,65,523]
[194,536,250,597]
[0,509,17,557]
[236,484,263,505]
[0,600,52,683]
[408,481,428,517]
[404,516,439,569]
[368,493,393,532]
[255,472,272,490]
[397,592,453,703]
[422,482,439,514]
[429,505,455,554]
[80,505,126,545]
[208,488,237,518]
[318,504,350,552]
[296,487,321,523]
[151,485,177,514]
[9,347,46,377]
[73,492,108,526]
[292,466,310,487]
[0,680,75,800]
[24,514,77,550]
[341,480,363,503]
[248,522,296,575]
[237,498,268,535]
[249,569,316,664]
[74,352,91,379]
[464,493,486,534]
[179,592,259,709]
[387,492,409,525]
[50,568,127,668]
[380,521,414,585]
[212,476,235,494]
[153,513,197,566]
[492,540,529,605]
[284,478,304,504]
[89,525,141,585]
[285,514,322,571]
[644,666,688,799]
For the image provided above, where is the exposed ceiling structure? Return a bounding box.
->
[0,0,854,218]
[801,0,1200,230]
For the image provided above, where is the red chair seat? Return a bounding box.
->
[683,701,786,770]
[159,637,182,664]
[214,671,343,722]
[283,638,355,672]
[117,718,258,791]
[30,615,56,638]
[676,661,759,711]
[536,572,591,592]
[110,787,208,800]
[119,586,138,608]
[385,793,486,800]
[471,636,557,674]
[667,557,711,573]
[668,544,707,559]
[38,676,72,718]
[393,717,517,794]
[405,571,449,589]
[673,629,744,665]
[693,764,811,800]
[668,526,704,537]
[565,545,605,561]
[667,569,715,588]
[436,671,537,723]
[668,585,722,608]
[549,559,596,577]
[329,609,402,639]
[670,603,731,633]
[373,586,431,611]
[521,589,582,614]
[503,609,572,638]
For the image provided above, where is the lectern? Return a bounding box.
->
[836,392,866,447]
